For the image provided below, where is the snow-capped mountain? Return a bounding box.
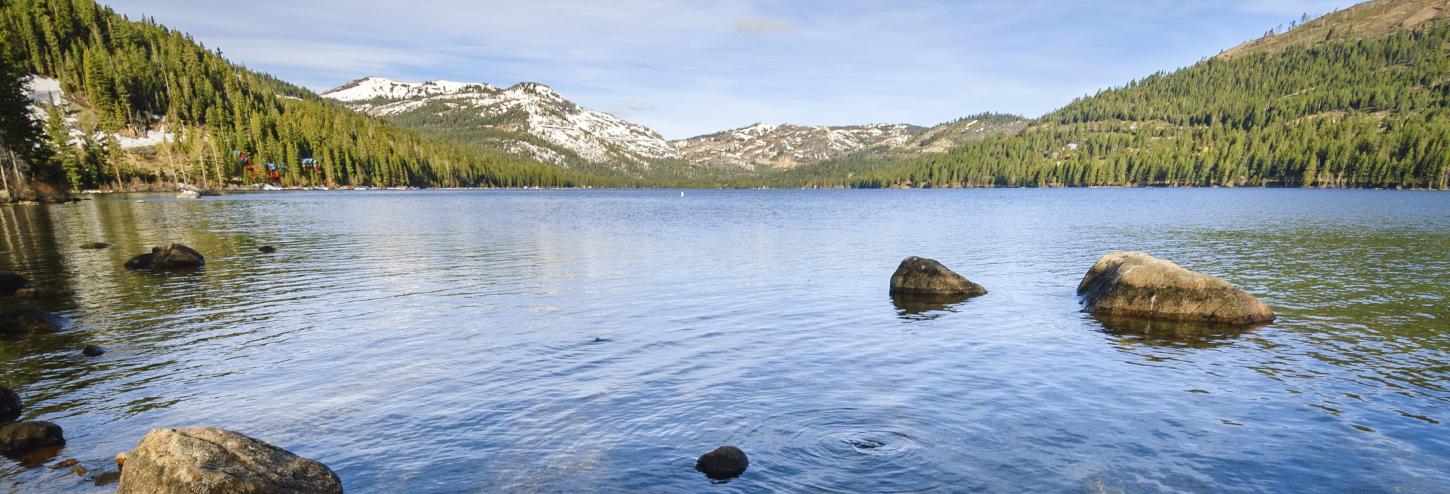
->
[322,77,678,167]
[672,123,924,170]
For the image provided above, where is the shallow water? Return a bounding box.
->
[1,189,1447,493]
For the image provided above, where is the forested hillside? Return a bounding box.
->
[0,0,585,191]
[855,0,1450,189]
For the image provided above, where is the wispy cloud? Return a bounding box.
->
[735,16,792,33]
[100,0,1360,138]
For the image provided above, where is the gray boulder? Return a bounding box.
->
[889,257,986,297]
[117,427,342,494]
[125,244,205,270]
[0,421,65,455]
[1077,252,1275,325]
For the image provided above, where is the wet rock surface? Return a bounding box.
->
[889,257,987,297]
[117,427,342,494]
[1077,251,1275,325]
[696,446,749,480]
[125,243,206,270]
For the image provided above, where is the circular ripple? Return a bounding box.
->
[745,407,950,493]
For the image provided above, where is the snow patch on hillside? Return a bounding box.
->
[672,123,920,170]
[25,75,172,149]
[323,77,678,165]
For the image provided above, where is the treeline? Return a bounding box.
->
[852,19,1450,189]
[1,0,587,191]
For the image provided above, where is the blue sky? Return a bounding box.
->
[105,0,1359,138]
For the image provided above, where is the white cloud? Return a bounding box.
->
[735,16,792,33]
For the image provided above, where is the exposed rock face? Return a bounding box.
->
[0,272,28,296]
[125,244,205,270]
[0,387,19,423]
[696,446,749,480]
[0,421,65,455]
[1077,252,1275,325]
[118,427,342,494]
[80,242,111,249]
[889,257,987,297]
[0,309,64,335]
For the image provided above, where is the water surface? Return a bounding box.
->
[1,189,1447,492]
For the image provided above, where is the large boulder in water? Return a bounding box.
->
[1077,252,1275,325]
[125,244,205,270]
[0,387,19,423]
[696,445,749,480]
[117,427,342,494]
[0,309,64,335]
[0,421,65,455]
[0,272,28,296]
[889,257,987,297]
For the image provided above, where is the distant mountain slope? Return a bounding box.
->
[672,123,923,170]
[905,113,1029,153]
[1221,0,1447,59]
[323,77,678,171]
[857,0,1450,189]
[1,0,581,190]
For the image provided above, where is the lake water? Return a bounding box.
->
[1,189,1447,493]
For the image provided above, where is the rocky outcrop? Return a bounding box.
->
[0,271,28,296]
[889,257,987,297]
[1077,252,1275,325]
[124,244,205,270]
[0,421,65,455]
[117,427,342,494]
[0,387,19,423]
[696,446,749,480]
[0,309,64,335]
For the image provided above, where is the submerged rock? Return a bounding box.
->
[83,344,107,357]
[0,421,65,455]
[79,242,111,249]
[15,287,74,299]
[0,271,28,296]
[1077,252,1275,325]
[95,470,121,486]
[0,387,19,423]
[51,458,79,469]
[124,244,205,270]
[889,257,987,297]
[258,245,277,253]
[696,446,749,480]
[117,427,342,494]
[0,309,65,335]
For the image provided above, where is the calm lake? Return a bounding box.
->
[1,189,1447,493]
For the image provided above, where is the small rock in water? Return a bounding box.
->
[696,446,749,480]
[115,452,127,468]
[51,458,78,469]
[889,256,987,297]
[0,271,28,296]
[124,243,205,270]
[0,309,65,335]
[83,345,107,357]
[94,471,121,486]
[0,387,19,423]
[70,464,88,476]
[258,245,277,253]
[175,190,200,199]
[0,421,65,455]
[79,242,111,249]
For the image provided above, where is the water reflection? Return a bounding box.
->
[1089,314,1263,348]
[889,293,975,320]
